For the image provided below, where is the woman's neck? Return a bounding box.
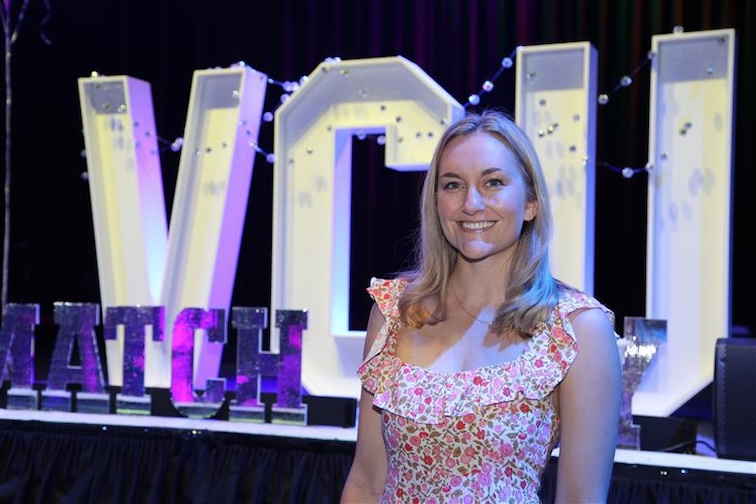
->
[450,260,509,307]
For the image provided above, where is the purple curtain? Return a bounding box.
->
[3,0,754,377]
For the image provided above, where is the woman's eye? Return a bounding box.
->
[441,181,461,190]
[486,178,504,187]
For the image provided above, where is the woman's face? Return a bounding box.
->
[436,131,537,264]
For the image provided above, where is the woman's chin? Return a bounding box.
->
[457,243,498,262]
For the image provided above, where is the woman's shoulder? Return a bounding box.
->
[556,285,615,326]
[549,286,618,354]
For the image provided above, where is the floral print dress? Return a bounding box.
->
[358,278,614,504]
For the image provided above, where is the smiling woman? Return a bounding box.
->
[341,109,623,503]
[436,132,537,266]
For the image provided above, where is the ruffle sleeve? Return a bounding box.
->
[357,277,405,393]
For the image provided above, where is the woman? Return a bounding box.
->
[341,109,622,503]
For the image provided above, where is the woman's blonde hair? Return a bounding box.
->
[397,109,563,337]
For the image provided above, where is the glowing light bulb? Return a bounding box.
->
[170,138,184,152]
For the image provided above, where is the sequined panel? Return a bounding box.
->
[228,307,269,423]
[271,309,307,425]
[171,308,227,419]
[105,306,165,415]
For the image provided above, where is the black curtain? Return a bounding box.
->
[0,420,355,504]
[2,0,754,388]
[2,419,755,503]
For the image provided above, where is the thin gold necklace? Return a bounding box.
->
[450,282,495,328]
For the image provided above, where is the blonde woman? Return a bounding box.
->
[341,110,621,503]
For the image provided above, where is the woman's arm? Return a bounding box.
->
[340,303,389,503]
[555,307,622,503]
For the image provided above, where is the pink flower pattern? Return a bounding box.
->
[358,278,614,503]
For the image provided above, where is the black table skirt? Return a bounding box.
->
[1,419,754,504]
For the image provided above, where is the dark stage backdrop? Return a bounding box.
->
[1,1,754,386]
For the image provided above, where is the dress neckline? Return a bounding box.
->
[386,322,539,377]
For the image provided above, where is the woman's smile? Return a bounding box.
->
[460,220,495,231]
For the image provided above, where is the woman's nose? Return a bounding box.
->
[463,187,485,213]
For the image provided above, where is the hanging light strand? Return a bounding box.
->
[597,51,654,105]
[154,59,316,164]
[461,46,657,179]
[597,161,653,179]
[464,47,518,108]
[155,50,658,175]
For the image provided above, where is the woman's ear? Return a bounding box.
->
[524,200,537,222]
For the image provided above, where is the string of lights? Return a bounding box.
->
[595,51,655,178]
[598,161,653,179]
[598,51,654,106]
[154,50,656,178]
[463,45,655,179]
[464,47,518,108]
[155,59,315,164]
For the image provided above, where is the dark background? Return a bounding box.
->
[2,1,754,367]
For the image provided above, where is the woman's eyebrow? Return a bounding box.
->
[439,167,504,177]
